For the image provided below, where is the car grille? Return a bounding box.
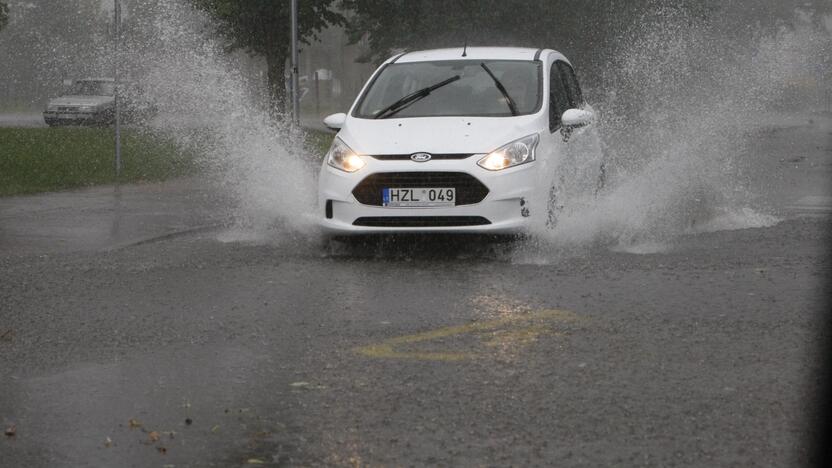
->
[369,154,474,161]
[353,216,491,227]
[352,172,489,206]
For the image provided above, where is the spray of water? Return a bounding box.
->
[527,5,831,256]
[112,1,319,239]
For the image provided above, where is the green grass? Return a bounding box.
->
[0,127,334,196]
[0,127,196,196]
[0,126,336,197]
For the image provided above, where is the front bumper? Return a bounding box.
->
[318,156,541,234]
[43,111,110,126]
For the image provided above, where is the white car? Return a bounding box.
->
[318,47,600,235]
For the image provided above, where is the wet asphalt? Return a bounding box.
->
[1,114,831,467]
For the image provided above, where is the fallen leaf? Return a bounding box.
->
[148,431,161,442]
[128,418,142,429]
[290,381,326,390]
[246,459,265,465]
[4,424,16,437]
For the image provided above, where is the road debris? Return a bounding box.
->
[104,436,113,448]
[128,418,142,429]
[290,381,326,390]
[4,424,16,437]
[148,431,161,443]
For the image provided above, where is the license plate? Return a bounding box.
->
[383,187,456,207]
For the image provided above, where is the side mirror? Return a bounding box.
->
[561,108,593,128]
[323,112,347,131]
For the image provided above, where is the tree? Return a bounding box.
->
[341,0,819,71]
[339,0,650,79]
[0,1,9,32]
[192,0,346,111]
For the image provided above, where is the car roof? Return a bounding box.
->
[390,47,568,64]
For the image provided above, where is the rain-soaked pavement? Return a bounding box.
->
[1,115,831,467]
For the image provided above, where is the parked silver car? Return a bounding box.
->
[43,78,153,127]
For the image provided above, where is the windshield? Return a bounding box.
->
[354,60,541,118]
[69,80,115,96]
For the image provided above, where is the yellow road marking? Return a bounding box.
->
[354,309,581,361]
[482,325,560,348]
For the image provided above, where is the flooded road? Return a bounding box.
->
[1,114,830,467]
[0,215,828,466]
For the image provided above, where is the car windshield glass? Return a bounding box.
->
[354,60,541,118]
[69,81,115,96]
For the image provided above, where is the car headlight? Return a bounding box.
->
[326,137,365,173]
[478,134,539,171]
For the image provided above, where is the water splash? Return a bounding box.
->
[528,4,831,256]
[113,0,319,238]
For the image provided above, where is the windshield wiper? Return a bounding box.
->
[480,63,519,116]
[374,75,461,119]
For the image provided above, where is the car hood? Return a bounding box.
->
[48,95,113,107]
[339,115,543,155]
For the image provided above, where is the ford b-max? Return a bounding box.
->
[318,47,599,234]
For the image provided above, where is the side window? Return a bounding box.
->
[549,62,569,132]
[556,61,584,109]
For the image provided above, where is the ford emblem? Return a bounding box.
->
[410,152,432,162]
